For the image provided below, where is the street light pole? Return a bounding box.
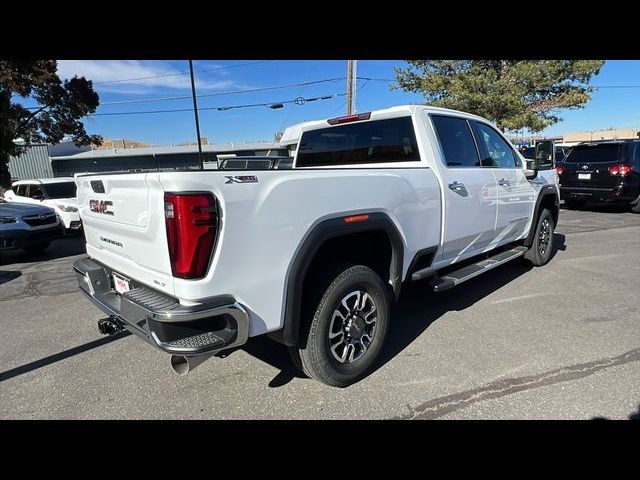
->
[189,60,204,169]
[346,60,353,115]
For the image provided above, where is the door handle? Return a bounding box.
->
[498,178,511,187]
[448,181,466,192]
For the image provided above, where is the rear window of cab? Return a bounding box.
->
[296,117,420,167]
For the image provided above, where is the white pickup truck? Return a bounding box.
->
[73,105,559,387]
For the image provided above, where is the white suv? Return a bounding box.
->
[4,178,81,233]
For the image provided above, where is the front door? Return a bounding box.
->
[430,114,499,260]
[471,121,536,245]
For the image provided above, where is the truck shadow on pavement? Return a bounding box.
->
[0,270,21,285]
[243,233,567,388]
[0,331,131,383]
[593,404,640,420]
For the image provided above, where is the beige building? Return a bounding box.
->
[563,128,640,143]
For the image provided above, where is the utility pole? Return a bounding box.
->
[189,60,204,169]
[346,60,357,115]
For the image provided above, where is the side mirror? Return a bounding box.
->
[534,140,555,170]
[524,168,538,180]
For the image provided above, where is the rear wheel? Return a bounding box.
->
[630,200,640,214]
[564,198,585,210]
[292,264,390,387]
[524,208,555,267]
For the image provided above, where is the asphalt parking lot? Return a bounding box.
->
[1,205,639,420]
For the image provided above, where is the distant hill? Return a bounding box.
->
[96,138,151,150]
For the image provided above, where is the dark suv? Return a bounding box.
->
[557,139,640,212]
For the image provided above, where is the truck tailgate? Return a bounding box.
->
[76,173,175,296]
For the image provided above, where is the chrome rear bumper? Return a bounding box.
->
[73,257,249,356]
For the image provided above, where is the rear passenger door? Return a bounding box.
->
[430,115,498,260]
[471,121,535,245]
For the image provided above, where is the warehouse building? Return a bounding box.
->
[7,139,91,181]
[563,128,640,143]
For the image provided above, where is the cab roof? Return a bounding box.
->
[12,177,76,186]
[279,104,493,145]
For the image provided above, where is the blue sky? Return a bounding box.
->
[42,60,640,145]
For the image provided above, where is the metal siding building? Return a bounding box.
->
[7,144,54,181]
[51,152,220,177]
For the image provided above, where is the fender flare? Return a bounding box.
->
[524,185,559,247]
[277,212,404,347]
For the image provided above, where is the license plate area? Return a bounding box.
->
[578,173,591,180]
[112,272,131,295]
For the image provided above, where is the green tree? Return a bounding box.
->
[393,60,605,132]
[0,60,101,187]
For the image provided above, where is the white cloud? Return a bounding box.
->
[57,60,241,95]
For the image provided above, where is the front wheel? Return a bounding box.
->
[523,208,555,266]
[293,265,390,387]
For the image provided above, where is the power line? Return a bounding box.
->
[328,79,370,117]
[89,93,346,116]
[278,61,320,133]
[93,60,275,85]
[98,77,345,106]
[24,77,346,110]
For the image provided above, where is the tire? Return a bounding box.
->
[523,208,555,267]
[293,264,390,387]
[23,241,50,254]
[630,201,640,214]
[564,198,585,210]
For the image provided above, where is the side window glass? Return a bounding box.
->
[430,115,481,168]
[472,122,518,168]
[16,185,27,196]
[30,185,43,199]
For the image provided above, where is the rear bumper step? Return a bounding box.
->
[73,257,249,356]
[429,246,528,292]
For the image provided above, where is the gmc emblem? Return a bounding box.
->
[89,199,114,215]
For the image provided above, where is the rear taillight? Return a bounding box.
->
[608,164,634,176]
[164,192,218,279]
[555,165,566,175]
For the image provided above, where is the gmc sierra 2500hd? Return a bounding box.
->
[73,105,559,387]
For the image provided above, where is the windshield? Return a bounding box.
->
[564,144,623,164]
[42,182,77,199]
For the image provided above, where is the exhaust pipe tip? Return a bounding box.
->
[170,353,214,375]
[170,355,191,375]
